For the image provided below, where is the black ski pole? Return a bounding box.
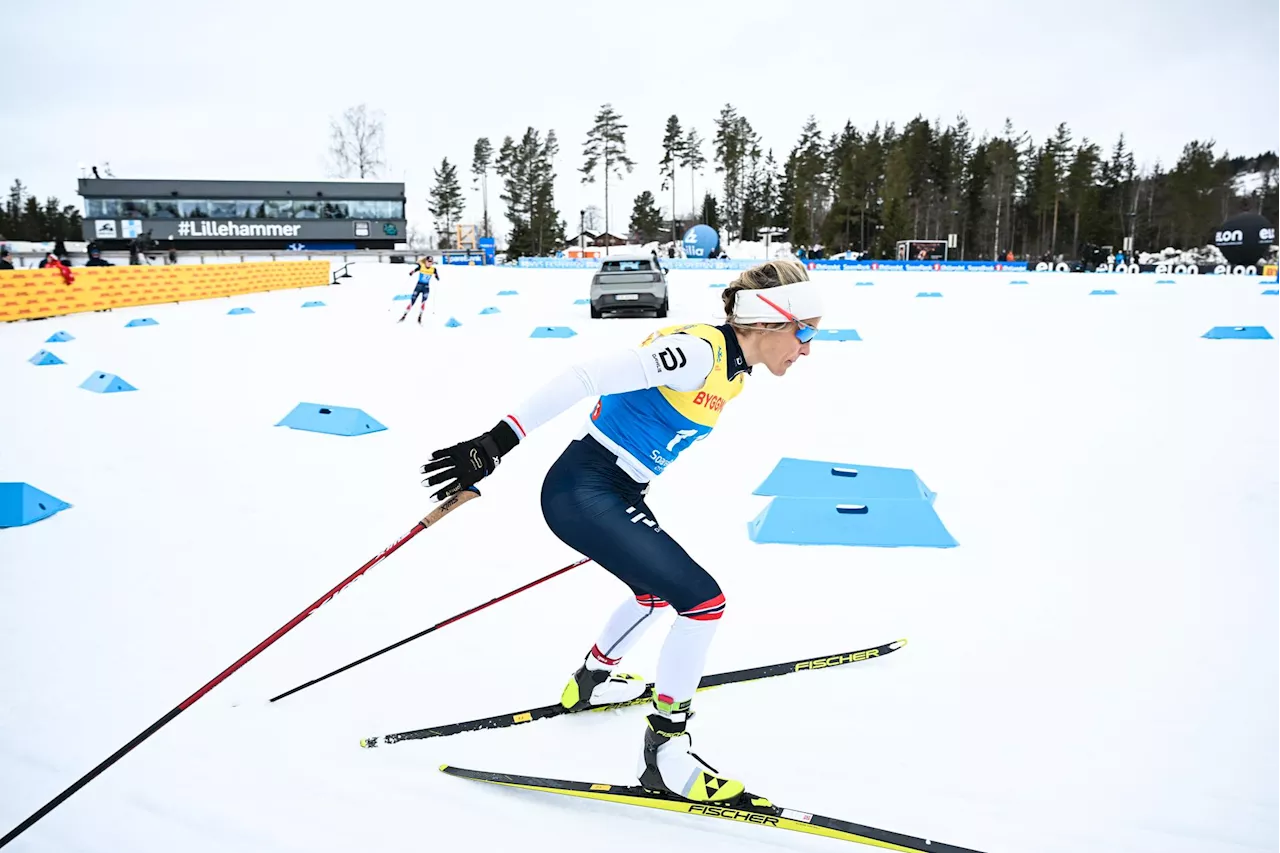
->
[270,556,591,703]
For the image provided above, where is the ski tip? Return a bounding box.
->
[359,737,379,749]
[892,638,908,649]
[439,764,451,772]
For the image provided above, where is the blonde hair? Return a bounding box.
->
[722,258,810,326]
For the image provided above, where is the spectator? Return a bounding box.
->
[0,247,12,270]
[85,247,113,267]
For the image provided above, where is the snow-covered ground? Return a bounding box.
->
[1,265,1277,853]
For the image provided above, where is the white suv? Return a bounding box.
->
[589,254,669,319]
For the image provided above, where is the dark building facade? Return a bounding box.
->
[78,178,407,250]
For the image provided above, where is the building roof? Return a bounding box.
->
[77,178,405,200]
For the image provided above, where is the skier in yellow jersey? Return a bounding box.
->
[420,259,823,803]
[400,256,440,323]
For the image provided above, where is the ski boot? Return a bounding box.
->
[397,312,407,323]
[637,706,746,804]
[560,662,648,712]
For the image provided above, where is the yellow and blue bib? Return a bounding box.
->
[590,323,745,475]
[416,263,436,284]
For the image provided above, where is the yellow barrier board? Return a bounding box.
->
[1264,264,1277,278]
[0,261,330,321]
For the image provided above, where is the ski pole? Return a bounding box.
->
[0,487,481,849]
[269,556,591,703]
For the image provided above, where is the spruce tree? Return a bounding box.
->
[428,158,465,249]
[472,138,494,238]
[680,128,707,220]
[581,104,635,253]
[659,115,684,245]
[630,191,665,243]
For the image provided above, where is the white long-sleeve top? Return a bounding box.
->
[500,332,716,449]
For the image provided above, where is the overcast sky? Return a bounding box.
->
[4,0,1277,241]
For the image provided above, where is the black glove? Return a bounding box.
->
[420,420,520,502]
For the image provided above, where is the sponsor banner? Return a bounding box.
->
[0,261,329,322]
[1031,261,1269,275]
[82,219,406,243]
[517,257,1024,272]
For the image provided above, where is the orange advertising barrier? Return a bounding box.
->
[0,261,330,322]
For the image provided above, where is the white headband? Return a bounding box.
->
[732,281,825,324]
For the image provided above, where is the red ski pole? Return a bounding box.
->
[0,487,481,849]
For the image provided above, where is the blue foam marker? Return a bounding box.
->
[747,497,957,548]
[0,483,72,527]
[498,290,519,296]
[275,403,387,436]
[1156,279,1175,284]
[29,350,65,366]
[754,458,936,502]
[393,294,412,301]
[811,328,862,342]
[1008,280,1029,285]
[479,306,501,315]
[1262,289,1278,296]
[916,292,942,298]
[574,298,591,305]
[444,317,463,327]
[709,283,727,289]
[302,300,326,307]
[1202,326,1273,340]
[80,372,136,393]
[1090,289,1117,295]
[46,331,74,342]
[125,317,158,327]
[855,281,874,286]
[228,307,255,314]
[531,326,577,338]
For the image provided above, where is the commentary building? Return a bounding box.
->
[77,179,407,251]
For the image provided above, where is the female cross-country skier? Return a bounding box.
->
[420,258,823,803]
[400,255,440,323]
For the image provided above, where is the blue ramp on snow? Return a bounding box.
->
[1090,289,1117,295]
[754,458,936,502]
[1262,290,1278,296]
[498,290,519,296]
[574,298,591,305]
[1202,326,1273,340]
[125,317,158,327]
[916,291,942,298]
[531,326,577,338]
[393,294,412,301]
[80,372,136,393]
[29,350,65,366]
[302,300,326,307]
[1009,280,1029,285]
[444,317,463,327]
[276,404,387,436]
[46,331,74,342]
[747,497,957,548]
[811,328,862,342]
[855,281,874,286]
[0,483,72,527]
[479,306,501,315]
[228,307,255,314]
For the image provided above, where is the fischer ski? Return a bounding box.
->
[360,638,905,748]
[439,764,986,852]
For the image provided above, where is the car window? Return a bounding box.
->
[599,260,652,272]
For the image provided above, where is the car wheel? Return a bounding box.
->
[656,298,668,318]
[591,305,602,319]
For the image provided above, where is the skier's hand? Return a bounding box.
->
[420,420,520,502]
